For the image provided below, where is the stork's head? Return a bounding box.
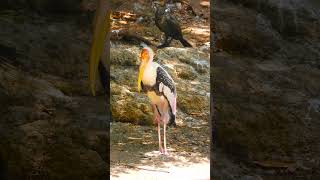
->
[137,47,154,93]
[140,46,154,62]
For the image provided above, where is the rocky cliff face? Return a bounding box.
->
[0,2,109,179]
[212,0,320,178]
[1,0,83,13]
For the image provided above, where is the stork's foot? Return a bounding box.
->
[159,152,169,156]
[159,147,164,154]
[159,149,169,155]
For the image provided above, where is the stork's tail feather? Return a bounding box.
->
[179,38,192,47]
[168,114,176,127]
[168,96,177,127]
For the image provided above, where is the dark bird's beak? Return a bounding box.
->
[89,0,111,96]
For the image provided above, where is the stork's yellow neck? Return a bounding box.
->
[138,47,154,93]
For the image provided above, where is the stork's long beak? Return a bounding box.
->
[89,0,111,96]
[137,63,146,93]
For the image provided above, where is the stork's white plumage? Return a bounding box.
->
[137,46,177,155]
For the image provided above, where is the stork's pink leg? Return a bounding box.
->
[152,104,158,124]
[152,104,163,154]
[163,123,168,155]
[158,122,164,154]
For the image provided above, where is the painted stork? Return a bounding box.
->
[137,46,177,155]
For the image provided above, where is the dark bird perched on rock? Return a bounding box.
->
[152,2,192,48]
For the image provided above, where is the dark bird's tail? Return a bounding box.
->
[179,38,192,47]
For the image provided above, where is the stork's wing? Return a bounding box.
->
[156,66,177,115]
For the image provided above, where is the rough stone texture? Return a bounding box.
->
[212,0,320,178]
[1,0,83,13]
[0,10,108,179]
